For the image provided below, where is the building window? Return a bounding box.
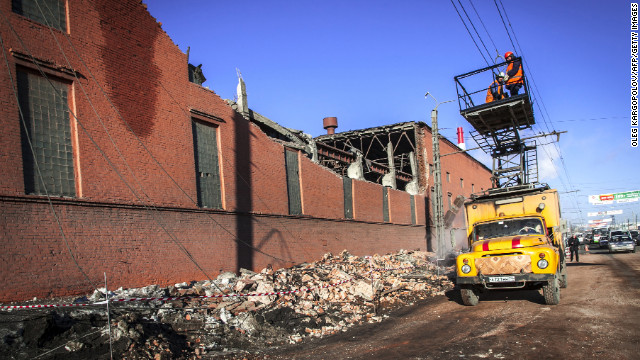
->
[460,178,464,189]
[285,149,302,215]
[410,195,416,225]
[446,172,450,182]
[448,192,452,209]
[12,0,66,31]
[343,177,353,219]
[472,183,475,193]
[382,187,389,222]
[193,120,222,209]
[17,70,75,197]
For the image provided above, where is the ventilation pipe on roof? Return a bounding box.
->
[323,117,338,135]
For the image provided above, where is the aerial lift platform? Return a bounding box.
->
[454,58,538,188]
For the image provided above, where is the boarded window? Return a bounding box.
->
[383,187,389,222]
[17,70,75,197]
[193,121,222,209]
[285,149,302,215]
[13,0,66,31]
[410,195,416,225]
[343,177,353,219]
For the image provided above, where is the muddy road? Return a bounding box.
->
[266,248,640,360]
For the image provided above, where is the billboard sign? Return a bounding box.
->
[587,210,623,217]
[589,190,640,204]
[588,218,613,224]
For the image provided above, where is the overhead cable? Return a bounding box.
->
[450,0,491,67]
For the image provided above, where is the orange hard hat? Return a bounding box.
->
[504,51,514,59]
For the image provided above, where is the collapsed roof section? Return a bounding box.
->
[314,121,424,194]
[227,95,426,194]
[226,74,492,196]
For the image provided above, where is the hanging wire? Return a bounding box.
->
[468,0,499,58]
[456,0,494,64]
[0,29,99,291]
[0,4,296,308]
[450,0,491,67]
[29,0,306,267]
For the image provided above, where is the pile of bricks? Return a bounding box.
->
[102,249,454,356]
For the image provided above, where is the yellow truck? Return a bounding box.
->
[456,185,567,306]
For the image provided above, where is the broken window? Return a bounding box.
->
[13,0,66,31]
[193,120,222,209]
[17,69,75,197]
[285,149,302,215]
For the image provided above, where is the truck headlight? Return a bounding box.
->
[461,264,472,274]
[537,259,549,269]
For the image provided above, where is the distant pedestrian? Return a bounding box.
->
[568,235,580,262]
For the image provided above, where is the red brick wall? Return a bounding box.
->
[0,0,489,302]
[388,189,412,224]
[0,199,428,302]
[299,154,344,219]
[352,179,384,223]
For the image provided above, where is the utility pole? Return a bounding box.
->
[425,92,453,260]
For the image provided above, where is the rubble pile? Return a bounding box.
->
[0,250,454,359]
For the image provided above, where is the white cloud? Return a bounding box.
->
[536,143,561,183]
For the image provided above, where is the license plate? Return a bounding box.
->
[488,276,516,283]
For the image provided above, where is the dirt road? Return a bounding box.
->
[266,248,640,360]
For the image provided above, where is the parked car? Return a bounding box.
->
[630,230,640,245]
[585,233,594,244]
[608,232,636,253]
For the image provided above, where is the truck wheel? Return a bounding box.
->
[559,259,568,289]
[543,276,560,305]
[461,287,479,306]
[560,270,568,289]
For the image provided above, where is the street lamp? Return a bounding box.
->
[425,92,454,260]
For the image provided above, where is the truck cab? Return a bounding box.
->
[456,185,566,306]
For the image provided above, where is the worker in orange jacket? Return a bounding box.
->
[503,51,524,96]
[486,72,506,103]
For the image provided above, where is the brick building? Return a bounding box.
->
[0,0,491,302]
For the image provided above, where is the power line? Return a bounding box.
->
[0,19,97,291]
[468,0,500,60]
[456,0,494,63]
[554,116,625,123]
[17,1,219,283]
[450,0,491,67]
[493,0,516,52]
[494,1,585,224]
[27,0,304,270]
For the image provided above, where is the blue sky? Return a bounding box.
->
[144,0,637,228]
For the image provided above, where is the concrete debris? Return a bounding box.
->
[0,250,454,359]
